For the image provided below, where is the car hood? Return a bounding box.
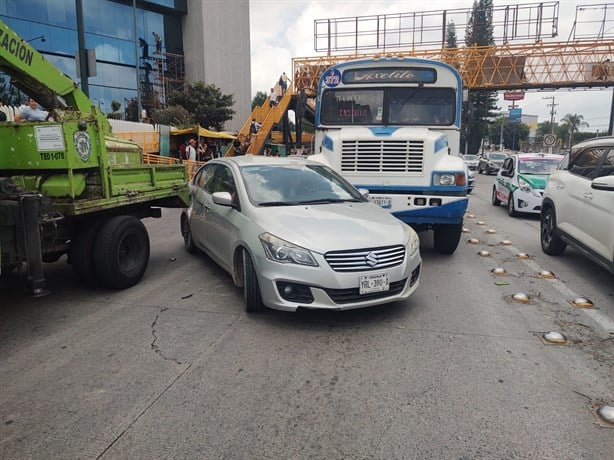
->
[518,174,548,189]
[251,202,408,254]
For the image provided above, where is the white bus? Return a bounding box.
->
[311,56,469,254]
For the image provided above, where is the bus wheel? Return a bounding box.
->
[69,219,101,287]
[94,216,150,289]
[433,223,462,255]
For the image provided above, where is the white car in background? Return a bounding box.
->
[492,153,563,216]
[462,154,480,170]
[540,138,614,273]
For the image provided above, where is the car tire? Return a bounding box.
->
[491,186,501,206]
[243,249,265,313]
[68,219,101,287]
[433,223,462,255]
[181,214,197,254]
[94,216,150,289]
[507,192,518,217]
[540,206,566,255]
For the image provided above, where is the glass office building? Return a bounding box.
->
[1,0,187,119]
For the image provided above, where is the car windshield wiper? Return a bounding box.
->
[298,198,352,204]
[258,201,301,206]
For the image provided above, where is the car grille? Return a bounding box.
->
[325,245,406,272]
[324,278,408,304]
[341,140,424,173]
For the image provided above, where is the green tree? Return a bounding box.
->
[444,21,460,70]
[462,0,498,155]
[488,117,530,150]
[150,105,193,127]
[560,113,589,148]
[167,81,235,131]
[251,91,268,110]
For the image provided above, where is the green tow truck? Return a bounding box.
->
[0,19,189,295]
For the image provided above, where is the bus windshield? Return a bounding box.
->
[320,87,455,126]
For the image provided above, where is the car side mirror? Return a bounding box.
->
[212,191,234,206]
[591,175,614,191]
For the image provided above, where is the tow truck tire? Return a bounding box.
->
[243,249,265,313]
[433,223,462,255]
[94,216,150,289]
[69,220,101,287]
[491,185,501,206]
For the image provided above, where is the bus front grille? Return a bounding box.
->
[341,140,424,173]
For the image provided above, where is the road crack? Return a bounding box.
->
[150,307,183,365]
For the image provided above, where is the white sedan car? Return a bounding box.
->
[492,153,563,216]
[181,156,422,312]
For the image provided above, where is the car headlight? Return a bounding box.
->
[518,177,532,193]
[434,173,465,186]
[260,233,318,266]
[407,228,420,256]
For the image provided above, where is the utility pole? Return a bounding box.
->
[543,96,557,134]
[543,96,557,153]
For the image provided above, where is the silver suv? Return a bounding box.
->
[540,137,614,273]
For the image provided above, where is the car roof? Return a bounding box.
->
[515,153,564,160]
[212,155,319,168]
[571,136,614,149]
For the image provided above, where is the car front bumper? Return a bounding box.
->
[253,249,422,312]
[512,189,545,213]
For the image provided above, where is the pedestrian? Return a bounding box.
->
[15,97,49,122]
[279,72,290,95]
[269,87,278,107]
[186,138,197,162]
[250,118,261,134]
[232,139,244,156]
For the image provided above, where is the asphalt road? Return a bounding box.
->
[1,176,613,459]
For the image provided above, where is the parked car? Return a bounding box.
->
[181,156,422,312]
[462,154,480,170]
[478,151,508,174]
[492,153,564,216]
[540,137,614,273]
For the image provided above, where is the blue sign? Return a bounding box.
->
[508,108,522,122]
[323,68,342,88]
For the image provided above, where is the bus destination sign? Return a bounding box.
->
[343,67,436,85]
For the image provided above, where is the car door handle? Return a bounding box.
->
[204,204,211,211]
[584,192,593,200]
[555,183,564,189]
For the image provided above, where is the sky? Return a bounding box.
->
[249,0,612,132]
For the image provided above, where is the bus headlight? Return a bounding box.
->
[434,173,465,186]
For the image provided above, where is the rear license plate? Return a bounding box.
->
[359,273,390,295]
[371,196,392,209]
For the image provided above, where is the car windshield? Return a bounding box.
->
[518,158,562,175]
[240,163,367,206]
[464,155,479,161]
[489,153,508,160]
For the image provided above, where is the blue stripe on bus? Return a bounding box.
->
[368,127,399,136]
[391,199,468,224]
[434,135,448,153]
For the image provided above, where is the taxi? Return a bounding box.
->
[492,153,564,216]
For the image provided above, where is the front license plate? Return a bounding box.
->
[359,273,390,295]
[371,195,392,209]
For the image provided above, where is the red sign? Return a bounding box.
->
[504,91,525,101]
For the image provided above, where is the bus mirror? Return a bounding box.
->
[462,89,469,102]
